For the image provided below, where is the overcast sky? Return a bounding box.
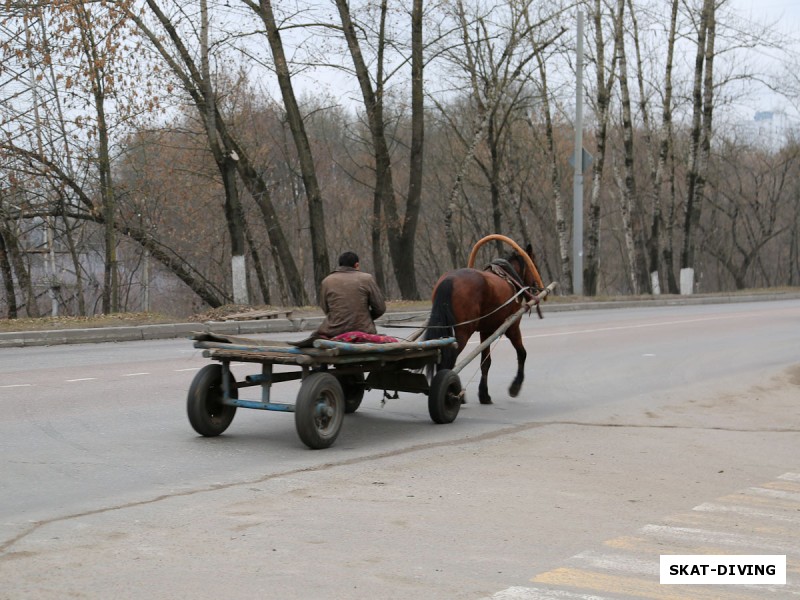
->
[732,0,800,35]
[721,0,800,120]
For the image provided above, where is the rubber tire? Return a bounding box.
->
[187,364,237,436]
[337,373,365,414]
[428,369,462,424]
[295,373,345,449]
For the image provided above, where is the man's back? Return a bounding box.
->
[317,266,386,338]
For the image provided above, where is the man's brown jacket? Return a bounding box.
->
[316,266,386,338]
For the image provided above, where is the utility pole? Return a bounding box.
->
[25,11,58,316]
[572,10,585,296]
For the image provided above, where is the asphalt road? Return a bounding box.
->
[1,299,799,599]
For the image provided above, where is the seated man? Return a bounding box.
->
[303,251,386,344]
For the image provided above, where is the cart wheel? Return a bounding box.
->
[295,373,345,449]
[336,373,365,414]
[187,364,237,437]
[428,369,462,424]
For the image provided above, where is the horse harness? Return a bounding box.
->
[485,258,543,319]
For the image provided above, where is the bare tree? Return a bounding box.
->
[584,0,623,295]
[437,0,565,268]
[70,2,122,312]
[125,0,309,305]
[611,0,649,294]
[529,25,572,293]
[334,0,423,299]
[0,219,18,318]
[703,142,797,289]
[629,0,680,294]
[240,0,331,297]
[1,139,228,306]
[680,0,715,293]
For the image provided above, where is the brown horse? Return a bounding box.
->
[424,243,543,404]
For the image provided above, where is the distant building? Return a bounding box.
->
[732,110,800,150]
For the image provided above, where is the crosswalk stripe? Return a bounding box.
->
[490,587,611,599]
[745,487,800,502]
[602,535,730,556]
[716,490,800,511]
[532,568,757,600]
[762,481,800,493]
[666,510,800,538]
[641,524,800,554]
[572,550,658,576]
[509,472,800,598]
[693,502,800,524]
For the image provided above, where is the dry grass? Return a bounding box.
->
[0,312,177,333]
[0,301,432,332]
[1,287,797,333]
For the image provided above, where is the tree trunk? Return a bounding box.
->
[199,0,247,305]
[0,221,40,317]
[585,0,622,296]
[0,226,18,319]
[75,4,118,313]
[335,0,421,299]
[243,218,270,305]
[399,0,425,299]
[60,210,87,316]
[614,0,649,294]
[680,0,713,280]
[223,128,308,305]
[371,0,389,292]
[488,115,504,239]
[444,108,493,269]
[256,0,330,298]
[531,59,571,293]
[38,11,87,314]
[640,0,678,294]
[134,0,252,306]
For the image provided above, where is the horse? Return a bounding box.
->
[423,243,544,405]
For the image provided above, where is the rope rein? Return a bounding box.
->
[391,254,543,339]
[392,285,535,338]
[428,286,533,329]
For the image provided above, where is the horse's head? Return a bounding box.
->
[506,243,544,294]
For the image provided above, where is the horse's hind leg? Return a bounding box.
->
[478,331,492,404]
[506,323,527,397]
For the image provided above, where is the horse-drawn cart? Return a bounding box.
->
[187,333,463,449]
[186,234,556,450]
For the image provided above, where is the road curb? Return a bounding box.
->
[1,292,799,348]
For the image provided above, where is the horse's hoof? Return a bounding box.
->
[479,396,493,405]
[509,383,521,397]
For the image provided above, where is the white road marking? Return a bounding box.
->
[572,550,658,576]
[778,473,800,482]
[641,524,800,554]
[746,486,800,502]
[0,384,32,388]
[65,378,97,382]
[694,501,800,523]
[122,372,149,377]
[490,587,610,599]
[174,367,202,372]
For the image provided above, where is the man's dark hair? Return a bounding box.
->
[338,251,359,267]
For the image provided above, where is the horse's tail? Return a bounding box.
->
[424,277,458,371]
